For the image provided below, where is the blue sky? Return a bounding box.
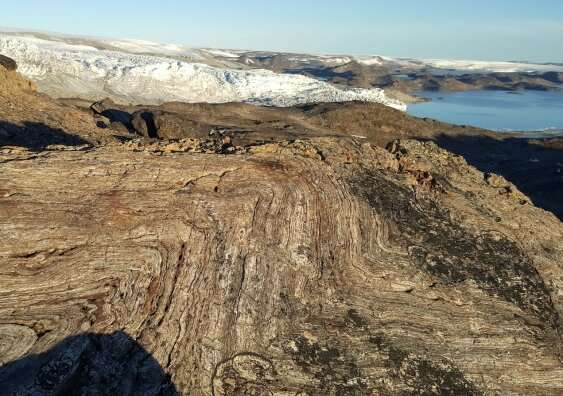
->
[3,0,563,62]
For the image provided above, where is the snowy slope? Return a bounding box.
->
[105,39,204,59]
[421,58,563,73]
[0,33,406,110]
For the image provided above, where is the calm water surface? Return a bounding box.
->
[408,90,563,133]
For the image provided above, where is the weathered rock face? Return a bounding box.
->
[1,68,563,395]
[78,99,563,220]
[82,99,491,146]
[1,137,563,395]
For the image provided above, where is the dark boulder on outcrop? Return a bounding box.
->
[0,54,17,71]
[131,110,207,140]
[90,98,134,133]
[90,99,130,124]
[131,110,160,138]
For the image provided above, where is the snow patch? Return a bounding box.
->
[107,39,191,55]
[201,49,240,58]
[423,59,563,73]
[357,57,385,66]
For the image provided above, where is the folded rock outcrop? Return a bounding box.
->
[1,65,563,395]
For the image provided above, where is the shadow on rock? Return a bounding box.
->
[0,331,178,396]
[0,121,90,151]
[434,134,563,221]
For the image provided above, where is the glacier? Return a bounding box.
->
[0,34,406,110]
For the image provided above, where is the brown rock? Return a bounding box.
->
[110,121,131,134]
[90,98,117,115]
[1,137,563,395]
[131,111,150,137]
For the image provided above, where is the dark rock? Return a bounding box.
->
[0,55,17,71]
[91,99,132,127]
[350,168,560,330]
[93,115,111,129]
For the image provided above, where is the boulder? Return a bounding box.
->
[155,113,201,140]
[0,54,17,71]
[130,110,203,140]
[90,99,132,131]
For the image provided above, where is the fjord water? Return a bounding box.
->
[408,90,563,133]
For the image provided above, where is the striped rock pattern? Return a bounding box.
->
[1,138,562,395]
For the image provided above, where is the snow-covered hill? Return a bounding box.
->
[0,33,406,110]
[392,58,563,74]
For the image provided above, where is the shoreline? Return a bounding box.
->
[407,89,563,137]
